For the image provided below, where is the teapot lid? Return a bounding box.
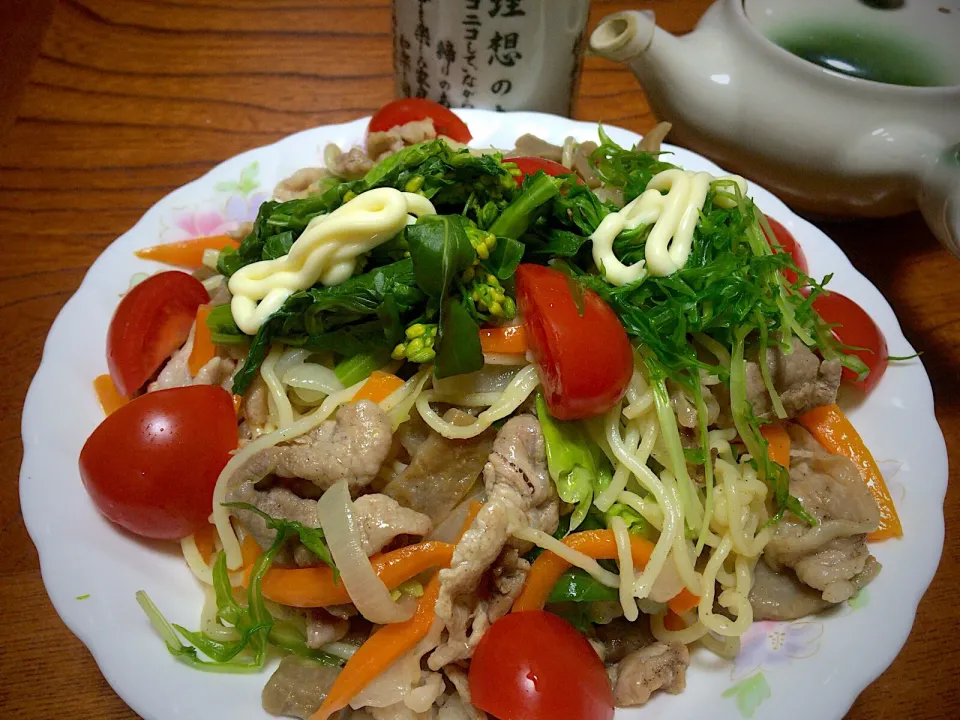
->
[744,0,960,87]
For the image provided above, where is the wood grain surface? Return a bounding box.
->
[0,1,956,718]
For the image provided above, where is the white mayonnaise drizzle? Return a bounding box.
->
[228,188,436,334]
[591,169,747,283]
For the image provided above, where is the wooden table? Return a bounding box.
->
[0,1,956,718]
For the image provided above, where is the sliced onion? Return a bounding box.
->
[283,362,344,396]
[482,352,528,366]
[648,551,684,603]
[433,364,520,396]
[316,481,414,624]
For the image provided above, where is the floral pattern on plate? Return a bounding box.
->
[160,161,267,242]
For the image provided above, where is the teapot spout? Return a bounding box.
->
[590,10,682,64]
[589,10,708,124]
[589,10,665,64]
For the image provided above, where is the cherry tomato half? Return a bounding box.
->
[812,290,888,393]
[79,385,238,540]
[470,611,614,720]
[763,217,809,284]
[107,271,209,397]
[516,264,633,420]
[510,156,579,185]
[368,98,472,143]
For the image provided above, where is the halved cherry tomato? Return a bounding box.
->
[79,385,238,540]
[107,271,209,397]
[368,98,472,143]
[763,217,809,284]
[812,290,888,393]
[470,611,614,720]
[510,156,580,185]
[515,264,633,420]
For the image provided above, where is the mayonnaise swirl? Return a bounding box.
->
[228,188,436,334]
[591,169,747,283]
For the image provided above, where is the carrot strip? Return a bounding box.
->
[309,574,442,720]
[246,541,454,608]
[232,394,243,417]
[353,370,405,404]
[760,422,791,469]
[663,611,687,632]
[188,305,216,376]
[511,529,697,616]
[93,374,129,416]
[668,588,700,616]
[797,403,902,541]
[135,235,239,267]
[240,535,262,568]
[193,524,216,565]
[479,325,528,355]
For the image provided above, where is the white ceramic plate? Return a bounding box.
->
[20,111,947,720]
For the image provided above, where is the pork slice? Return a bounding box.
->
[762,425,881,604]
[241,373,271,430]
[306,609,349,649]
[509,133,563,162]
[352,493,432,555]
[262,655,339,719]
[594,616,656,664]
[274,167,333,201]
[443,666,487,720]
[748,559,830,621]
[366,118,437,161]
[328,145,374,180]
[635,122,672,154]
[148,325,235,392]
[383,409,495,523]
[572,140,601,188]
[226,401,393,552]
[273,400,393,491]
[609,642,690,707]
[429,415,559,669]
[745,338,842,418]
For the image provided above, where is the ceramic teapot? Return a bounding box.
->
[589,0,960,255]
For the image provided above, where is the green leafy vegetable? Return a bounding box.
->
[230,260,423,394]
[589,125,675,203]
[407,215,476,297]
[485,235,525,280]
[334,351,390,387]
[547,568,619,604]
[489,171,561,239]
[435,299,483,378]
[536,393,611,532]
[206,303,246,346]
[222,501,337,572]
[136,518,340,673]
[406,215,484,378]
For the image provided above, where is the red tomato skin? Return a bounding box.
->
[79,385,238,540]
[812,290,888,393]
[107,271,209,397]
[763,217,809,284]
[368,98,472,143]
[510,156,579,185]
[470,611,614,720]
[516,264,633,420]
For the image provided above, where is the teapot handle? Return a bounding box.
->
[846,129,960,257]
[917,144,960,257]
